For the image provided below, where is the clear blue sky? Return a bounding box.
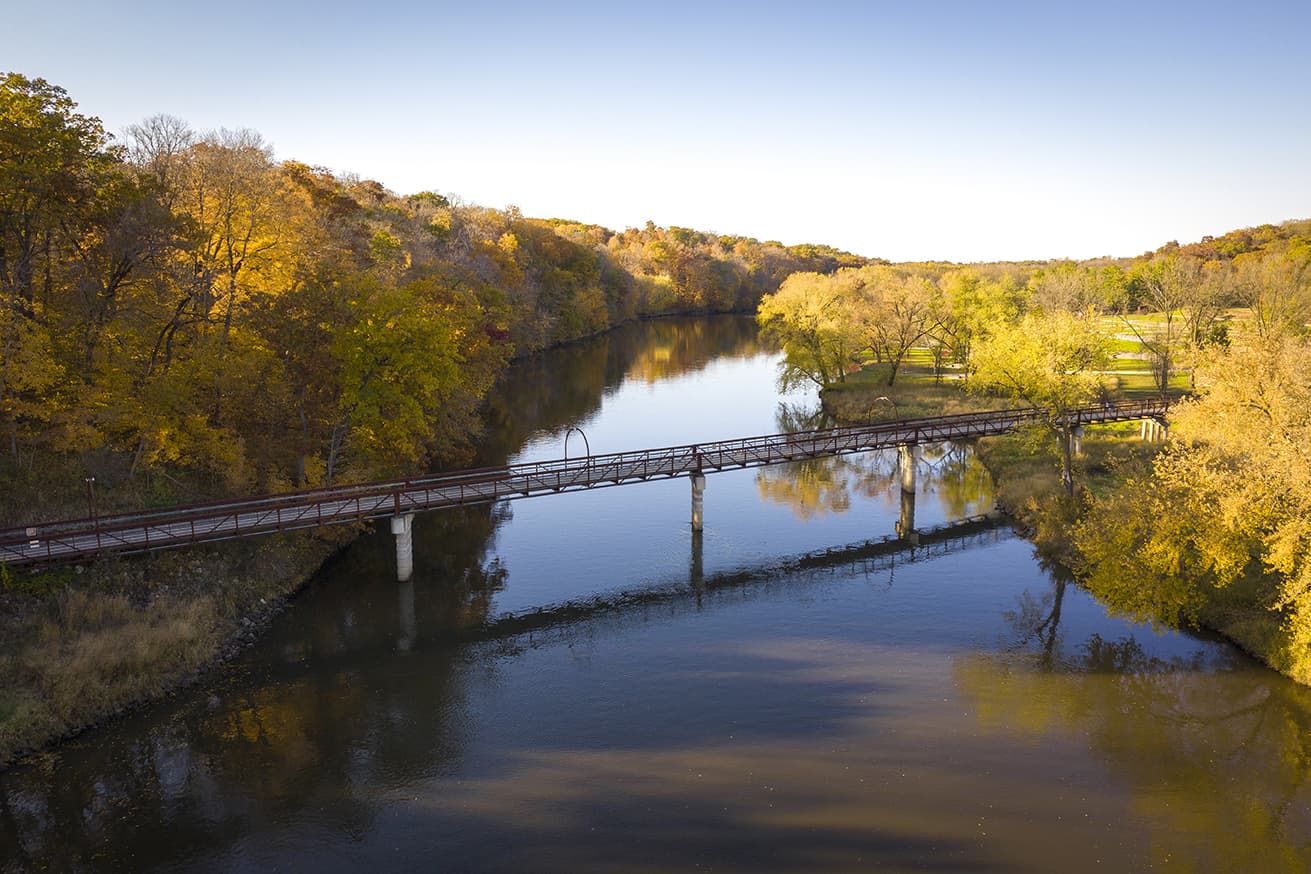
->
[6,0,1309,262]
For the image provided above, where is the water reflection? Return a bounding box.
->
[955,577,1311,871]
[0,525,1005,873]
[476,315,764,465]
[756,439,994,524]
[622,317,767,385]
[0,316,793,872]
[6,535,1311,871]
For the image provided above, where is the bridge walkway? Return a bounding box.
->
[0,399,1169,568]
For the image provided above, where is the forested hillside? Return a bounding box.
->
[0,73,870,522]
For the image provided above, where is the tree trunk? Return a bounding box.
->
[1060,423,1075,496]
[325,421,348,485]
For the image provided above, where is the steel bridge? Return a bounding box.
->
[0,399,1170,569]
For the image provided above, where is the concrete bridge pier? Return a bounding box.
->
[691,473,706,532]
[391,513,415,582]
[1071,424,1084,457]
[896,443,919,544]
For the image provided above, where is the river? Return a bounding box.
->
[2,316,1310,872]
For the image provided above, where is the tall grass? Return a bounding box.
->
[0,533,340,768]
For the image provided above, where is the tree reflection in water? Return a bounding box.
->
[956,574,1311,871]
[756,402,995,523]
[478,315,763,465]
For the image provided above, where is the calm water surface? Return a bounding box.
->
[3,316,1310,872]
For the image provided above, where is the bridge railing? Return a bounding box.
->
[0,398,1172,563]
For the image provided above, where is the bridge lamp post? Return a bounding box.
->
[84,476,97,521]
[85,476,101,550]
[563,427,591,466]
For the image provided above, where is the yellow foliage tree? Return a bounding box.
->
[1076,333,1311,681]
[969,311,1110,494]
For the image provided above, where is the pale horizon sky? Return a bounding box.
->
[6,0,1309,262]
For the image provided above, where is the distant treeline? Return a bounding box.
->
[0,73,872,514]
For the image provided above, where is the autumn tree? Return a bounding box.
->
[1121,255,1204,394]
[1075,333,1311,681]
[848,266,934,386]
[178,129,289,343]
[1231,241,1311,339]
[0,73,119,458]
[125,114,194,209]
[1028,262,1102,313]
[757,270,863,389]
[969,311,1110,494]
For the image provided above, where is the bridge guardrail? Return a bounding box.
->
[0,399,1172,565]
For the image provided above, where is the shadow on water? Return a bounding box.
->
[232,518,1015,689]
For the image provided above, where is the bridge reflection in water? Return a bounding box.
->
[396,514,1011,658]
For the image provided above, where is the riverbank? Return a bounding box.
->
[7,313,1311,872]
[0,529,353,768]
[973,431,1304,684]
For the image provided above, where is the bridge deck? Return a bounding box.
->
[0,400,1169,566]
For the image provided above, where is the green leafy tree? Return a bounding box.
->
[323,277,508,482]
[931,269,1025,378]
[0,73,117,458]
[0,73,117,306]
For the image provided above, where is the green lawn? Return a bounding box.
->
[827,308,1215,422]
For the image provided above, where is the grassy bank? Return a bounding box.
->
[820,351,1011,422]
[0,450,352,768]
[0,530,349,768]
